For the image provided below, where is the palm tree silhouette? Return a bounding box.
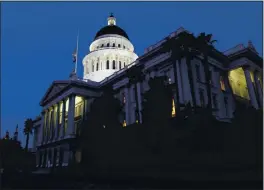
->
[23,118,33,152]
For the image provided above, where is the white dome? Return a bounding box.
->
[82,15,138,82]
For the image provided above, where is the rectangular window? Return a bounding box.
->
[195,64,201,81]
[212,94,218,109]
[199,89,205,107]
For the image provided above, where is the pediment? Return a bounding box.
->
[40,81,69,106]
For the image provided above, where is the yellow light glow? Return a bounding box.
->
[123,120,127,127]
[65,98,69,112]
[228,67,250,100]
[172,98,176,117]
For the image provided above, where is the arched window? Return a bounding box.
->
[124,62,126,67]
[119,61,122,69]
[96,63,99,71]
[92,63,94,72]
[107,43,110,47]
[113,43,115,47]
[113,60,116,69]
[106,60,109,69]
[123,45,125,49]
[118,44,121,48]
[101,44,104,47]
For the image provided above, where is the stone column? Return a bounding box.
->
[124,87,130,125]
[180,58,192,104]
[82,98,86,122]
[67,94,76,137]
[136,82,142,123]
[191,60,199,107]
[175,60,184,104]
[46,110,50,142]
[61,99,66,138]
[243,67,258,109]
[55,103,60,139]
[50,107,54,141]
[215,70,225,118]
[36,151,40,167]
[40,110,45,144]
[254,70,263,107]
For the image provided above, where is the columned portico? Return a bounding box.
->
[66,94,76,138]
[55,103,60,139]
[61,99,66,138]
[243,66,258,109]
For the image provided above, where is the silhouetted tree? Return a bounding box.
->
[195,33,217,113]
[0,139,23,172]
[178,32,199,111]
[126,65,144,123]
[80,86,123,178]
[142,76,172,153]
[230,103,263,172]
[23,118,33,152]
[161,36,182,115]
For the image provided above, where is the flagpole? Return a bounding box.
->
[75,29,79,74]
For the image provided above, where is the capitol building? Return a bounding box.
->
[32,14,263,169]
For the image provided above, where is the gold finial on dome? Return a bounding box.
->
[108,13,116,26]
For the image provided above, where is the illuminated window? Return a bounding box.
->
[119,61,121,69]
[106,60,109,69]
[172,98,176,117]
[195,64,201,81]
[123,120,127,127]
[220,76,226,91]
[113,60,116,69]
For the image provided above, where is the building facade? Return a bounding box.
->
[32,14,263,169]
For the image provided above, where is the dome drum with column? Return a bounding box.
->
[83,14,138,82]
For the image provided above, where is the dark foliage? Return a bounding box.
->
[80,86,123,177]
[141,76,172,153]
[0,139,35,173]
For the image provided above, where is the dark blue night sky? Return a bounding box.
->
[1,2,263,147]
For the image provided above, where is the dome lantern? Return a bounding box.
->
[107,13,116,26]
